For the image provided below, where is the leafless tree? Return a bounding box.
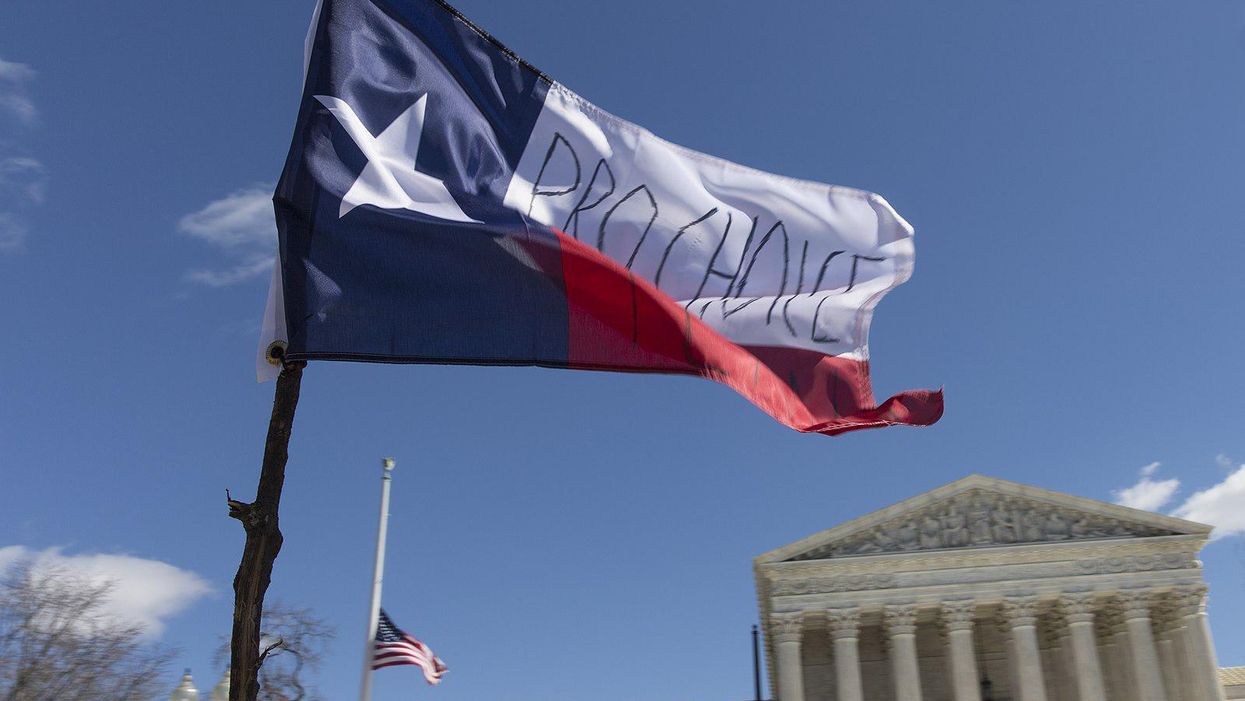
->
[0,561,170,701]
[215,604,334,701]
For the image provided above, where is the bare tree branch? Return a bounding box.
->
[256,638,284,668]
[215,603,334,701]
[0,560,171,701]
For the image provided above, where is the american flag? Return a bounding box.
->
[372,609,448,685]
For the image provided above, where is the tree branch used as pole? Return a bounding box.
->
[227,360,305,701]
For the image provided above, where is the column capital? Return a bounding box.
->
[826,607,862,640]
[885,604,920,636]
[1117,589,1156,621]
[1002,595,1041,628]
[1150,595,1183,635]
[1172,583,1209,617]
[1050,614,1072,643]
[1175,582,1208,597]
[770,611,805,643]
[1094,603,1119,640]
[941,599,977,632]
[1059,591,1098,625]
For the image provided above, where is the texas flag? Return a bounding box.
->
[259,0,943,436]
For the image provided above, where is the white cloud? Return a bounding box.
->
[1174,463,1245,540]
[186,254,273,287]
[0,546,212,638]
[0,156,47,205]
[1110,458,1245,541]
[0,58,41,253]
[0,59,36,83]
[0,58,37,125]
[1112,462,1181,512]
[178,186,275,248]
[178,186,276,286]
[0,212,27,251]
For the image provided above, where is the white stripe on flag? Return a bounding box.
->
[373,638,445,684]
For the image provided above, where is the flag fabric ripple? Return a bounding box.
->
[260,0,943,436]
[373,609,447,685]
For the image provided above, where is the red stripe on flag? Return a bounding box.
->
[551,228,942,435]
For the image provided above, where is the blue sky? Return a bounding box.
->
[2,1,1245,699]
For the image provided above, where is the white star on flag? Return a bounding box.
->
[314,94,480,223]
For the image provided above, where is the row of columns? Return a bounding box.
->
[769,584,1224,701]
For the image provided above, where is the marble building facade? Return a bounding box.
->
[754,475,1230,701]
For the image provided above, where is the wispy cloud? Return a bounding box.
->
[0,58,37,125]
[0,57,43,252]
[1173,460,1245,540]
[1112,462,1181,512]
[179,186,275,248]
[0,156,47,204]
[0,59,35,81]
[0,213,28,251]
[0,546,212,638]
[178,185,276,286]
[186,254,274,288]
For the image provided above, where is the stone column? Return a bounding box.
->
[998,626,1019,700]
[1157,633,1182,701]
[1038,623,1065,701]
[1095,614,1121,701]
[1110,615,1135,701]
[942,600,982,701]
[886,604,923,701]
[827,608,865,701]
[1119,589,1169,701]
[771,612,806,701]
[1153,599,1186,701]
[1057,628,1080,701]
[1002,596,1048,701]
[1174,585,1227,701]
[1061,592,1106,701]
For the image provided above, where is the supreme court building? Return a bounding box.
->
[754,475,1239,701]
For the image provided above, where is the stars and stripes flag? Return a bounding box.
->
[372,609,447,685]
[259,0,943,436]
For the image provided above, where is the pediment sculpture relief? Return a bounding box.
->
[788,490,1179,561]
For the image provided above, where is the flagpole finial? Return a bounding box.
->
[382,457,395,473]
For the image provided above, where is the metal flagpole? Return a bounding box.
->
[359,457,396,701]
[752,624,762,701]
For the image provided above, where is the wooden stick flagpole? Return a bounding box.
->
[359,457,396,701]
[226,359,305,701]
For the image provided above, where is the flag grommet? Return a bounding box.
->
[265,340,287,366]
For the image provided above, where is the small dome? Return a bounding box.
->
[211,668,230,701]
[170,670,199,701]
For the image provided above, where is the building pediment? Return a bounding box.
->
[759,475,1211,563]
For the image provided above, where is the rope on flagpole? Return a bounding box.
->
[359,457,395,701]
[226,359,305,701]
